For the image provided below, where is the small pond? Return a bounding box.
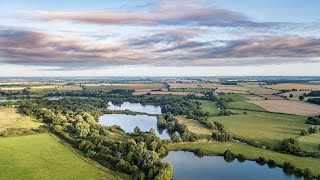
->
[107,102,161,114]
[0,99,21,102]
[47,96,64,101]
[162,151,302,180]
[98,114,170,139]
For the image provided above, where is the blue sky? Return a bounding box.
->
[0,0,320,76]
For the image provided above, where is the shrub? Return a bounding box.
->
[304,168,313,179]
[223,150,235,163]
[256,157,266,165]
[236,154,246,162]
[300,129,309,136]
[267,159,276,167]
[194,148,204,157]
[280,138,302,156]
[283,162,295,174]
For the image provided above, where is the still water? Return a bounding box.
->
[98,114,170,139]
[162,151,302,180]
[107,101,161,114]
[0,99,20,102]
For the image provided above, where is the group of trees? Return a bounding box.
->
[306,116,320,125]
[19,98,172,179]
[307,98,320,105]
[280,138,304,156]
[157,113,199,142]
[212,122,233,141]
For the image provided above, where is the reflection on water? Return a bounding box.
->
[98,114,170,139]
[162,151,302,180]
[107,102,161,114]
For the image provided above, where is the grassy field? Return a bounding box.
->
[171,88,213,93]
[297,133,320,152]
[196,100,220,116]
[133,91,204,96]
[0,108,25,130]
[85,83,165,92]
[228,101,265,111]
[168,141,320,176]
[176,116,212,135]
[217,94,249,102]
[0,133,119,180]
[11,118,43,129]
[248,100,320,116]
[208,110,308,148]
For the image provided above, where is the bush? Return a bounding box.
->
[267,159,276,167]
[236,154,246,162]
[194,148,204,157]
[212,131,232,141]
[304,168,313,179]
[283,162,295,174]
[223,150,235,163]
[301,129,309,136]
[280,138,303,156]
[256,157,266,165]
[306,116,320,125]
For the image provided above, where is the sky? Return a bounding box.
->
[1,0,320,76]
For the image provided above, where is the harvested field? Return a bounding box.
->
[84,83,165,91]
[169,83,222,89]
[248,100,320,116]
[249,87,280,95]
[0,108,24,130]
[176,116,212,135]
[0,87,25,90]
[133,91,204,96]
[169,83,250,94]
[238,82,266,87]
[279,91,310,100]
[56,86,83,91]
[263,83,320,91]
[214,89,249,94]
[259,95,284,100]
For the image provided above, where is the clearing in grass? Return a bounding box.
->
[195,100,220,116]
[0,108,25,130]
[0,133,120,180]
[176,116,212,135]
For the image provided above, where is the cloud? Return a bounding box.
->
[33,0,265,27]
[198,35,320,59]
[1,27,320,70]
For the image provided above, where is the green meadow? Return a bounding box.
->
[0,133,118,180]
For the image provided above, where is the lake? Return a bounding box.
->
[162,151,302,180]
[107,101,161,114]
[98,114,170,139]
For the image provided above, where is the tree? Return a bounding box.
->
[223,150,235,163]
[171,132,182,142]
[299,96,304,101]
[304,168,313,179]
[289,94,293,98]
[283,162,295,174]
[237,154,246,162]
[154,163,173,180]
[149,128,155,135]
[76,121,90,138]
[280,138,302,156]
[134,126,140,134]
